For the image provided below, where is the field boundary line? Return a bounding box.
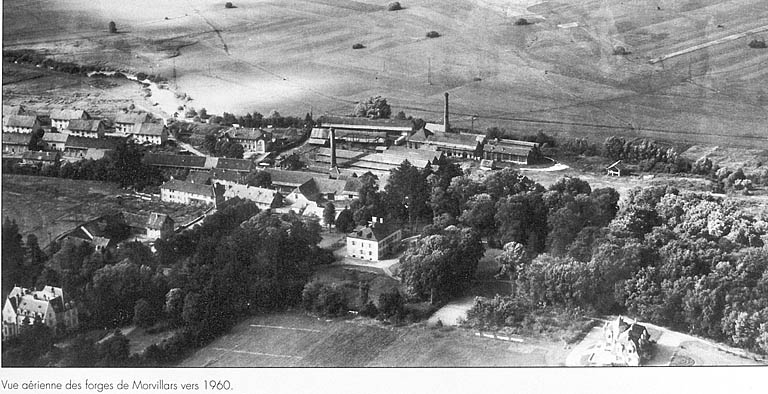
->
[650,25,768,64]
[249,324,321,333]
[209,347,302,359]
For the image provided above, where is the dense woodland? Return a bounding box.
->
[2,198,330,366]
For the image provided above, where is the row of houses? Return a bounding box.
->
[3,132,125,163]
[2,106,168,149]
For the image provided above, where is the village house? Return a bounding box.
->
[146,212,175,240]
[2,132,31,155]
[114,112,151,133]
[2,115,41,134]
[220,128,272,154]
[63,136,122,161]
[130,122,168,145]
[3,104,28,117]
[60,213,129,251]
[49,109,89,131]
[407,128,486,159]
[160,179,216,206]
[595,316,653,366]
[346,217,402,261]
[220,183,283,210]
[64,119,107,139]
[264,169,316,194]
[21,151,60,167]
[42,132,69,151]
[2,286,79,340]
[606,160,628,176]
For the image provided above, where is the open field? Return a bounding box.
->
[2,61,154,118]
[1,175,206,247]
[179,311,568,367]
[4,0,766,147]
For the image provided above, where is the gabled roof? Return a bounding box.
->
[143,153,208,169]
[65,136,121,150]
[66,119,104,132]
[131,122,166,136]
[3,133,32,145]
[161,179,215,197]
[343,178,362,194]
[216,158,254,172]
[312,178,348,196]
[210,168,245,183]
[223,128,266,141]
[413,130,485,150]
[265,169,316,188]
[606,160,626,170]
[115,112,150,124]
[49,109,89,120]
[222,184,282,205]
[483,142,534,156]
[186,170,212,184]
[3,104,26,116]
[146,212,174,230]
[22,151,59,161]
[320,116,413,131]
[3,115,39,128]
[295,179,320,200]
[42,132,69,143]
[347,223,400,241]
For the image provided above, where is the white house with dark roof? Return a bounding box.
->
[160,179,216,206]
[346,218,402,261]
[146,212,175,240]
[49,109,89,131]
[64,119,107,139]
[220,128,272,154]
[130,122,167,145]
[114,112,151,133]
[42,132,69,151]
[220,183,283,210]
[2,286,78,340]
[2,115,41,134]
[2,133,31,155]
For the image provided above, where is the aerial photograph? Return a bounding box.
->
[2,0,767,368]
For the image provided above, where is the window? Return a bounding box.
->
[368,251,372,256]
[351,241,355,246]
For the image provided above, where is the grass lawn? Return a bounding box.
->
[180,311,567,367]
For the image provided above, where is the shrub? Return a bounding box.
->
[302,281,348,317]
[352,43,365,49]
[426,31,440,38]
[388,2,402,11]
[359,301,379,317]
[225,2,235,8]
[108,21,117,34]
[613,46,630,55]
[749,39,766,49]
[377,289,404,319]
[514,18,530,26]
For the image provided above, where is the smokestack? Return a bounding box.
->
[329,127,337,169]
[443,92,450,133]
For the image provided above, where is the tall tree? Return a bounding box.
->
[323,202,336,229]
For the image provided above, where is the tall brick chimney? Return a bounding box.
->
[443,92,450,133]
[329,127,337,169]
